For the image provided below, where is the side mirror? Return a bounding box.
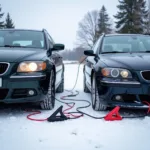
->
[84,50,96,56]
[51,43,65,51]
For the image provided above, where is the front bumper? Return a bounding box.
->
[97,78,150,109]
[0,73,48,103]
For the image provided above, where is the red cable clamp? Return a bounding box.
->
[104,106,122,121]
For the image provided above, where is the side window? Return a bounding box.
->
[93,36,102,54]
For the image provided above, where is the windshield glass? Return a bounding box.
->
[0,30,45,49]
[101,35,150,53]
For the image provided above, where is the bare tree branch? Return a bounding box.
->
[76,10,99,49]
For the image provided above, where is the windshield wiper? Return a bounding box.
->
[101,51,127,54]
[4,45,22,47]
[145,50,150,53]
[0,45,25,48]
[131,50,150,53]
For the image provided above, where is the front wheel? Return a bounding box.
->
[40,70,55,110]
[91,73,107,111]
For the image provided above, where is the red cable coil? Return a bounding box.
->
[26,95,83,121]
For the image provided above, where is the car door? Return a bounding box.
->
[46,32,63,88]
[85,36,102,90]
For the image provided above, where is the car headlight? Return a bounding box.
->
[101,68,132,78]
[17,61,46,72]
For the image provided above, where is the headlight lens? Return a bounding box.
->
[17,61,46,72]
[120,70,129,78]
[28,62,38,71]
[101,68,132,78]
[111,69,119,78]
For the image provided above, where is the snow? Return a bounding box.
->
[0,64,150,150]
[63,60,78,64]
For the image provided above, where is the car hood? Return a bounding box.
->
[100,53,150,71]
[0,48,47,62]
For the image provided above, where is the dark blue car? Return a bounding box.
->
[0,29,65,110]
[83,34,150,111]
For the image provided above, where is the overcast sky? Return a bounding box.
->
[1,0,120,49]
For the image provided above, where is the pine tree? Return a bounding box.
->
[97,5,112,35]
[114,0,148,33]
[0,4,4,29]
[5,13,15,28]
[133,0,148,34]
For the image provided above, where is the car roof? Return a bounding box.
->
[0,28,43,32]
[104,33,149,37]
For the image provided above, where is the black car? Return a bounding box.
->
[84,33,150,111]
[0,29,65,110]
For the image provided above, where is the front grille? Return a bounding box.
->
[0,89,9,100]
[141,71,150,81]
[0,63,9,75]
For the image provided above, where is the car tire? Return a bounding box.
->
[40,70,55,110]
[83,74,90,93]
[56,71,64,93]
[91,73,107,111]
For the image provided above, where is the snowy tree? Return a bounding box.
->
[76,10,99,49]
[0,4,4,29]
[5,13,15,28]
[114,0,148,33]
[97,5,112,35]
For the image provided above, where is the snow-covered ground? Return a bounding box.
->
[63,60,78,64]
[0,64,150,150]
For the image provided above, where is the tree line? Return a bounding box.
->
[0,4,15,29]
[61,0,150,61]
[60,47,85,61]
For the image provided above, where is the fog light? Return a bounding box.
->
[28,90,35,96]
[115,95,122,101]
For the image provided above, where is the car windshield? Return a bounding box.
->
[101,35,150,53]
[0,30,45,49]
